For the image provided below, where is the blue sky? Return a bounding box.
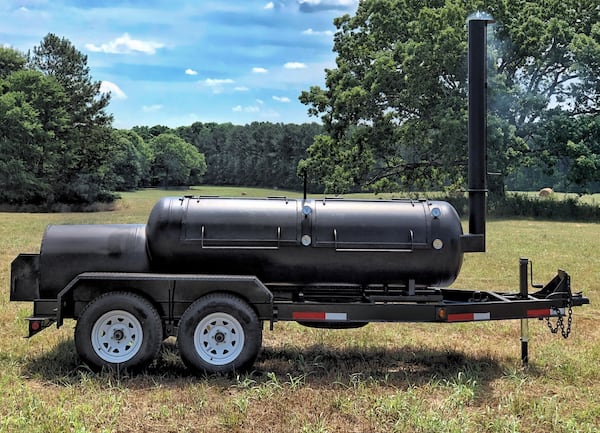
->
[1,0,359,128]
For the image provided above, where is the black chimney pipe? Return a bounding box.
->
[461,14,493,253]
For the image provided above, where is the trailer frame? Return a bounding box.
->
[12,254,588,366]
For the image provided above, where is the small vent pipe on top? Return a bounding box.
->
[461,13,494,253]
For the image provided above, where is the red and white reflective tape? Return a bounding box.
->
[447,312,491,322]
[527,308,565,318]
[292,312,348,321]
[447,308,566,322]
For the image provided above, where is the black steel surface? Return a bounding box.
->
[463,16,493,252]
[39,224,150,298]
[146,197,464,288]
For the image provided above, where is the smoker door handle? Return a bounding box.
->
[333,228,414,252]
[200,225,281,250]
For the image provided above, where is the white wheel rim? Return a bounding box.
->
[193,312,245,366]
[91,310,143,363]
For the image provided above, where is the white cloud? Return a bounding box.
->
[86,33,165,55]
[99,81,127,99]
[256,99,264,105]
[272,96,291,103]
[298,0,358,13]
[203,78,235,93]
[303,28,334,36]
[142,104,163,112]
[233,105,260,113]
[252,67,268,74]
[284,62,307,69]
[264,2,274,9]
[204,78,235,86]
[185,68,198,76]
[235,86,249,92]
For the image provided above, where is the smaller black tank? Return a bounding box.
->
[39,224,149,298]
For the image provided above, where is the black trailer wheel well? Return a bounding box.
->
[70,284,267,341]
[68,282,264,319]
[71,283,165,320]
[180,290,263,324]
[56,272,274,330]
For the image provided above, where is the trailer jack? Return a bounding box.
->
[518,258,585,365]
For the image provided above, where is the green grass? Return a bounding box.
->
[1,187,599,432]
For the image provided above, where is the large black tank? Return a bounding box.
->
[146,196,464,287]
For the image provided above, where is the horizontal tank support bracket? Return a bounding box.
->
[460,234,485,252]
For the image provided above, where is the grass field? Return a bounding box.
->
[1,187,599,433]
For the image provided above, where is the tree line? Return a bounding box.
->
[126,121,322,192]
[171,122,322,191]
[107,122,321,193]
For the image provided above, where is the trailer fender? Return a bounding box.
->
[55,272,274,328]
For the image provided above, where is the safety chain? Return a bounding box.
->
[546,299,573,339]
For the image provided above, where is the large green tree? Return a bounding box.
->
[300,0,600,194]
[29,33,112,129]
[0,46,27,79]
[533,111,600,190]
[490,0,600,191]
[29,34,115,204]
[149,133,207,187]
[0,65,70,204]
[107,129,153,191]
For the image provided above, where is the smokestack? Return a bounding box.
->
[461,13,494,253]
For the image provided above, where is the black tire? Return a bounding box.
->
[177,293,262,374]
[74,291,163,372]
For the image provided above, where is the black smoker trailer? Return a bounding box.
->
[9,16,589,374]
